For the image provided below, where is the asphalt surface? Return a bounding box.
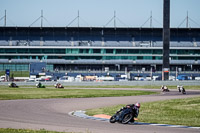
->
[0,89,200,133]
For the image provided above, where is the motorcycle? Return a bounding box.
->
[36,82,45,88]
[8,82,19,88]
[177,86,186,94]
[161,86,170,92]
[110,107,136,124]
[54,82,64,88]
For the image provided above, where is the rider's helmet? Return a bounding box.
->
[135,102,141,108]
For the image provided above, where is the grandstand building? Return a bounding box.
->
[0,27,200,74]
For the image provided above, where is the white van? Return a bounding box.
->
[195,77,200,80]
[97,76,114,81]
[0,75,5,82]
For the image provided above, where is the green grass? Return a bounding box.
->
[86,96,200,127]
[0,86,157,100]
[139,96,200,127]
[0,128,69,133]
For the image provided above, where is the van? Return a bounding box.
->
[0,75,5,82]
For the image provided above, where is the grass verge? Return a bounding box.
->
[86,96,200,127]
[0,128,69,133]
[0,86,157,100]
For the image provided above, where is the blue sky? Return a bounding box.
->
[0,0,200,28]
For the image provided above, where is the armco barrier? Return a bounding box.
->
[1,81,200,86]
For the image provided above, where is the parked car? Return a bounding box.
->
[75,75,83,82]
[145,76,152,81]
[177,75,189,80]
[169,76,175,81]
[152,76,162,81]
[57,76,75,82]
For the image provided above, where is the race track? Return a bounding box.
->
[0,89,200,133]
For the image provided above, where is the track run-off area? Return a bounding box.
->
[0,85,200,133]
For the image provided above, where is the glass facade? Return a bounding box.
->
[170,49,200,55]
[0,49,66,54]
[1,48,200,55]
[46,64,54,71]
[0,64,54,72]
[0,48,199,61]
[0,27,200,73]
[0,64,29,71]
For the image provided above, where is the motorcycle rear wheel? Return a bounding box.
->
[122,113,133,124]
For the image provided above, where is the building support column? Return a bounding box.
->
[162,0,170,80]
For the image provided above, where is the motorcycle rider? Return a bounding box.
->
[9,82,18,88]
[36,82,42,88]
[164,86,168,91]
[55,82,63,88]
[38,82,42,87]
[161,85,164,91]
[161,85,169,92]
[177,85,181,92]
[110,102,141,124]
[117,102,140,118]
[180,86,186,94]
[126,102,140,118]
[11,82,16,87]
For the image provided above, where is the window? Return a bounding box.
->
[116,49,128,54]
[54,49,65,54]
[5,49,16,53]
[30,49,41,53]
[17,49,29,53]
[93,49,101,54]
[79,49,89,54]
[42,49,53,54]
[106,49,113,54]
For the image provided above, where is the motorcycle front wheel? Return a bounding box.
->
[109,115,116,123]
[121,113,133,124]
[182,90,186,94]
